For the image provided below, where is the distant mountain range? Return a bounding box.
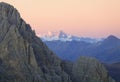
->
[40,31,103,43]
[40,31,120,64]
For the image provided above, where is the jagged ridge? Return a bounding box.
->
[0,2,71,82]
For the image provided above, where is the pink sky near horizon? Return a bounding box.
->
[1,0,120,38]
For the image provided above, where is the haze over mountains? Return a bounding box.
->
[0,2,115,82]
[40,31,103,43]
[41,31,120,64]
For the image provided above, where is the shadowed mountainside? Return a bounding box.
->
[105,62,120,82]
[44,35,120,63]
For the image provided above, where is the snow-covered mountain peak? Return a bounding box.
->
[40,30,72,41]
[59,31,68,38]
[40,31,103,43]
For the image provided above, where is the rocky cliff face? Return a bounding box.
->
[72,57,115,82]
[0,2,115,82]
[0,2,71,82]
[61,57,115,82]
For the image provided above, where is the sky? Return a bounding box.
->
[1,0,120,38]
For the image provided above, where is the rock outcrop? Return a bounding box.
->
[72,56,115,82]
[62,57,115,82]
[0,2,115,82]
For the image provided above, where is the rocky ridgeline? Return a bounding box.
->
[62,57,115,82]
[0,2,115,82]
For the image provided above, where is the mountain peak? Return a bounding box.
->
[59,30,68,38]
[0,2,20,25]
[40,31,101,43]
[106,35,119,41]
[40,30,72,41]
[0,2,72,82]
[0,2,11,6]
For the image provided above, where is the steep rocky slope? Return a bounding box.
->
[0,2,115,82]
[0,2,71,82]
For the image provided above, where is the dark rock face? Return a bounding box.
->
[0,2,115,82]
[0,2,71,82]
[72,57,115,82]
[62,57,115,82]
